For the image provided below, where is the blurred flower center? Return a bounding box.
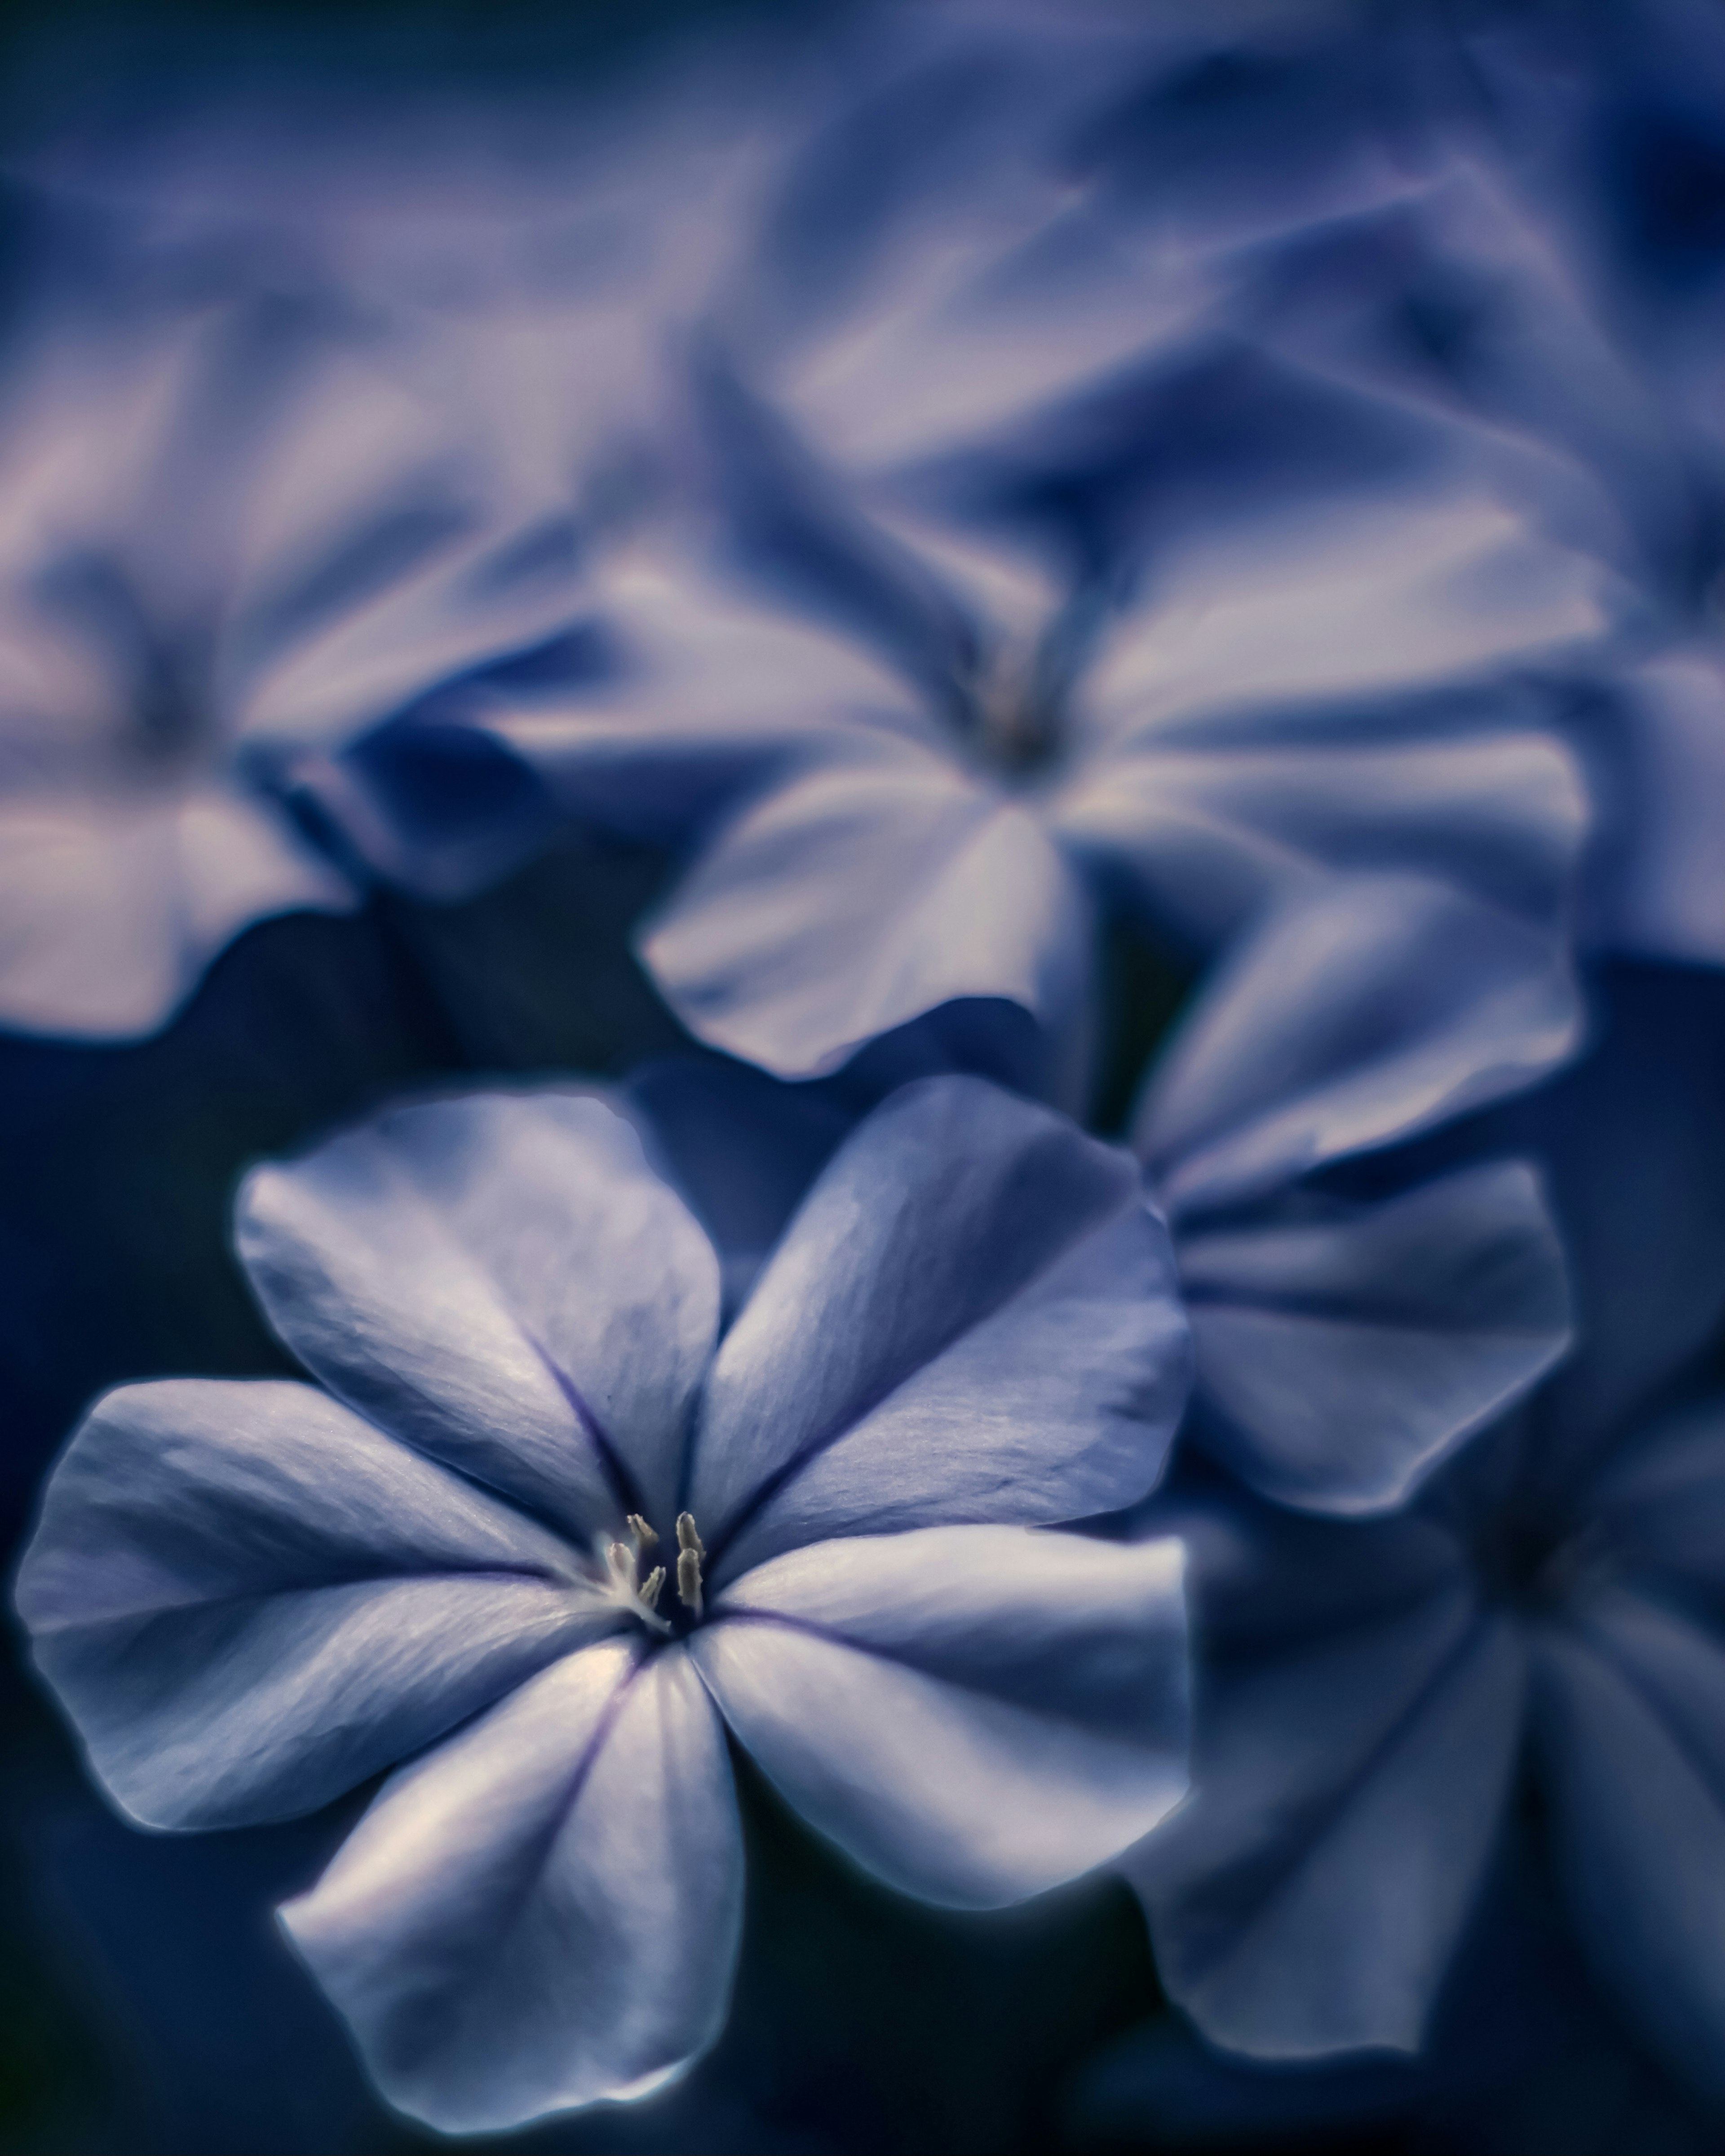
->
[962,636,1064,778]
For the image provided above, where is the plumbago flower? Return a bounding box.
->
[1118,967,1725,2105]
[1220,146,1725,982]
[15,1075,1193,2132]
[0,281,591,1040]
[640,868,1579,1523]
[1128,871,1576,1515]
[475,353,1609,1102]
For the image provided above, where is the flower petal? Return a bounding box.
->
[236,1089,721,1532]
[15,1379,601,1829]
[1055,726,1586,951]
[1533,1595,1725,2105]
[1180,1161,1573,1513]
[1136,874,1580,1218]
[696,1525,1188,1907]
[0,784,354,1040]
[283,1640,742,2134]
[690,1076,1188,1577]
[1596,651,1725,970]
[640,753,1093,1082]
[480,530,935,841]
[1588,1399,1725,1600]
[1128,1497,1520,2059]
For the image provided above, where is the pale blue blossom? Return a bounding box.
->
[16,1074,1192,2132]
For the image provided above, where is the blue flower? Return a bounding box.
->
[482,388,1605,1106]
[1119,967,1725,2103]
[1132,873,1577,1514]
[0,283,588,1040]
[16,1074,1192,2132]
[1224,134,1725,983]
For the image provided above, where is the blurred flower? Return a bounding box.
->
[1222,126,1725,982]
[1132,873,1575,1513]
[16,1074,1192,2131]
[1119,967,1725,2107]
[0,282,597,1040]
[478,400,1606,1105]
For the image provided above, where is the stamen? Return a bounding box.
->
[639,1564,666,1611]
[627,1513,659,1553]
[676,1512,706,1618]
[606,1539,637,1594]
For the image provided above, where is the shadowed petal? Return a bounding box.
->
[690,1077,1188,1577]
[1123,1495,1516,2060]
[16,1380,603,1829]
[1597,651,1725,970]
[1534,1597,1725,2105]
[1143,1603,1523,2060]
[1181,1161,1573,1513]
[482,533,933,841]
[621,1056,854,1324]
[640,753,1093,1080]
[697,1525,1188,1907]
[236,1090,720,1532]
[283,1641,742,2135]
[1588,1400,1725,1600]
[1055,726,1585,951]
[1136,874,1580,1218]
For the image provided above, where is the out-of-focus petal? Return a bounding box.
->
[1056,726,1587,952]
[1181,1161,1573,1513]
[690,1076,1188,1578]
[283,1641,742,2134]
[480,532,936,841]
[16,1379,601,1829]
[1136,875,1580,1219]
[696,1525,1188,1907]
[236,1090,720,1533]
[1589,1401,1725,1606]
[641,754,1094,1081]
[0,785,355,1039]
[620,1056,853,1324]
[1077,490,1608,748]
[1596,651,1725,970]
[1534,1598,1725,2105]
[1141,1586,1524,2059]
[1519,967,1725,1469]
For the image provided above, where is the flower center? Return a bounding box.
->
[604,1511,706,1636]
[966,639,1062,777]
[1472,1503,1603,1613]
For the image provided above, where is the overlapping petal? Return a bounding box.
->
[15,1379,600,1830]
[690,1076,1188,1577]
[236,1091,721,1533]
[1533,1601,1725,2104]
[283,1641,743,2134]
[1045,470,1599,952]
[1136,874,1580,1220]
[0,786,355,1038]
[696,1524,1188,1907]
[1132,1500,1523,2059]
[1179,1162,1573,1513]
[641,751,1094,1081]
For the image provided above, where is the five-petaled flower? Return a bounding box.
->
[17,1075,1192,2133]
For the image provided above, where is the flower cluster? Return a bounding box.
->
[8,3,1725,2149]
